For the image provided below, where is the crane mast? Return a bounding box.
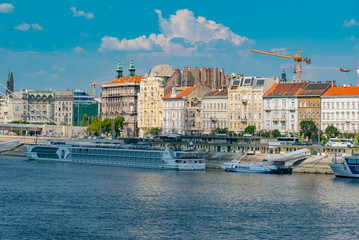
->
[90,80,110,96]
[249,49,311,82]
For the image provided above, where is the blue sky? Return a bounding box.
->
[0,0,358,94]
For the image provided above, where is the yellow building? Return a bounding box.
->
[297,82,332,130]
[137,65,173,137]
[228,76,278,133]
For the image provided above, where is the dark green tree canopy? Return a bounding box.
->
[325,125,339,138]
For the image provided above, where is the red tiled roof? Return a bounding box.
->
[322,86,359,96]
[163,87,195,99]
[204,88,228,97]
[263,82,309,97]
[109,76,142,84]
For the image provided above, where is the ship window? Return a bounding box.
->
[348,158,357,164]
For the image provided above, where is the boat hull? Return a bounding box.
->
[329,162,359,178]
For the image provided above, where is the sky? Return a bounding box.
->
[0,0,359,95]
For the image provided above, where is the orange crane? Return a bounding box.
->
[249,49,311,82]
[90,80,110,96]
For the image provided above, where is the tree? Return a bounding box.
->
[216,128,228,134]
[325,125,339,138]
[272,129,282,138]
[321,135,327,144]
[354,135,358,152]
[300,120,317,139]
[244,125,256,135]
[301,133,305,143]
[60,122,67,126]
[149,127,161,135]
[114,116,125,137]
[101,118,113,136]
[80,113,90,126]
[228,131,236,137]
[87,116,101,136]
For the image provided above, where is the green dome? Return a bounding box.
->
[231,72,236,78]
[129,59,135,70]
[116,60,123,71]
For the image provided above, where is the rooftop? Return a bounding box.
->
[203,88,228,97]
[297,82,332,97]
[264,82,309,97]
[163,86,195,99]
[322,85,359,97]
[109,76,142,84]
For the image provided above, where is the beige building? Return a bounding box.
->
[228,76,279,133]
[137,65,173,137]
[201,88,228,135]
[5,92,23,123]
[183,84,212,135]
[101,60,141,137]
[54,91,73,125]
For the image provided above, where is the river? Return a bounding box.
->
[1,156,359,239]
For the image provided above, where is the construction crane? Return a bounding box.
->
[249,49,311,82]
[280,64,339,80]
[340,63,359,86]
[90,80,110,96]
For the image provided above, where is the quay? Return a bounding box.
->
[0,135,346,174]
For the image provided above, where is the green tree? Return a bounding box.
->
[354,135,358,152]
[216,128,228,134]
[101,118,113,136]
[244,125,256,135]
[325,125,339,138]
[272,129,282,138]
[60,122,67,126]
[149,127,162,135]
[87,116,101,136]
[228,131,236,137]
[321,135,327,144]
[300,120,317,139]
[80,113,90,126]
[114,116,125,137]
[301,133,305,143]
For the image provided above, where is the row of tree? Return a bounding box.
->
[209,120,343,142]
[87,116,124,137]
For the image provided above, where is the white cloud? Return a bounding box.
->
[80,32,89,37]
[74,46,85,53]
[31,23,43,31]
[99,9,250,56]
[70,7,94,20]
[14,22,43,31]
[53,65,66,72]
[342,19,359,27]
[14,23,31,31]
[0,3,14,13]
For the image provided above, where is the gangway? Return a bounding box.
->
[263,148,310,167]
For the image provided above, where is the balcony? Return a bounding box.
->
[241,118,247,123]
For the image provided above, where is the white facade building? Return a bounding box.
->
[321,86,359,133]
[202,88,228,135]
[162,87,194,135]
[263,82,308,133]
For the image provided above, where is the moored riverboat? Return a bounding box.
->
[329,155,359,178]
[25,141,205,170]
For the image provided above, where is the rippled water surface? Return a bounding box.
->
[1,156,359,239]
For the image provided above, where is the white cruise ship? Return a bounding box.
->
[25,141,205,171]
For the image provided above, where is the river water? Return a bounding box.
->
[1,156,359,239]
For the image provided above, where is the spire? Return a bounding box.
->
[281,70,287,82]
[128,59,136,77]
[6,68,10,95]
[116,59,123,78]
